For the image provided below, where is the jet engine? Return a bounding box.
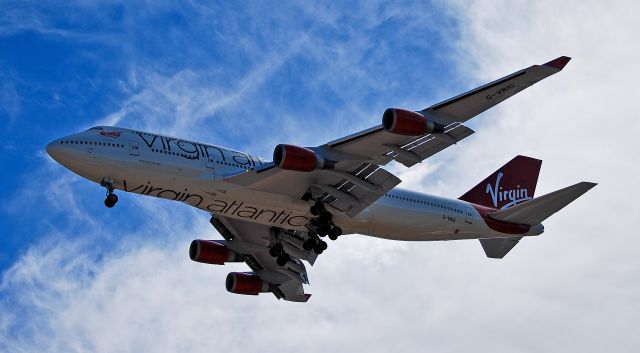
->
[225,272,270,295]
[382,108,445,136]
[189,239,239,265]
[273,144,327,172]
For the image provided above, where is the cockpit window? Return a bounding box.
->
[87,127,104,131]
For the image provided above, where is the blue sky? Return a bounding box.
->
[0,1,460,270]
[2,1,639,352]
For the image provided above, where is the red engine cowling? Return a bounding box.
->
[189,240,238,265]
[382,108,444,136]
[226,272,270,295]
[273,144,324,172]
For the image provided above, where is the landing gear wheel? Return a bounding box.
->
[276,253,290,266]
[307,200,337,242]
[313,240,327,254]
[104,193,118,208]
[101,178,118,208]
[328,226,342,240]
[319,211,332,222]
[310,218,321,228]
[310,205,321,216]
[269,244,283,257]
[317,225,330,237]
[303,238,318,251]
[310,201,325,216]
[269,247,279,257]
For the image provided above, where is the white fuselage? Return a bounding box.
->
[46,127,543,241]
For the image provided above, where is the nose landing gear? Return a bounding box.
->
[101,178,118,208]
[104,193,118,208]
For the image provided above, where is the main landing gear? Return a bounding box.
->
[269,235,328,267]
[302,232,328,255]
[267,200,342,267]
[309,201,342,241]
[101,178,118,208]
[269,243,291,266]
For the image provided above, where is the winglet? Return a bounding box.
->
[543,56,571,70]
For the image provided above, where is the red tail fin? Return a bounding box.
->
[459,155,542,209]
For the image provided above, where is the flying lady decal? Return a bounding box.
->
[100,131,121,138]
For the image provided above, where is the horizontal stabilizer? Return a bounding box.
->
[489,182,597,225]
[480,237,522,259]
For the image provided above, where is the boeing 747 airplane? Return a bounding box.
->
[46,56,595,302]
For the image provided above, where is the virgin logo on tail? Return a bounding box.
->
[485,172,531,209]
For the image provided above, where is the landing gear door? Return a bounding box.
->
[129,140,139,156]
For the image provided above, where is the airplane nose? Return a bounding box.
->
[46,140,60,159]
[46,139,66,162]
[46,136,100,172]
[46,139,76,166]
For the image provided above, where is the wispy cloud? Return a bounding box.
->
[93,34,312,140]
[87,1,459,154]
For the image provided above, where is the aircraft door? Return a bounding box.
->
[465,206,474,224]
[205,156,216,171]
[129,140,139,156]
[203,156,217,180]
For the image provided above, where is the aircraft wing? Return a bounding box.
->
[210,215,313,302]
[421,56,572,124]
[227,56,570,217]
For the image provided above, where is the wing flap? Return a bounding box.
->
[275,279,312,302]
[320,165,401,216]
[387,123,475,167]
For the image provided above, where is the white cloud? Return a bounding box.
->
[3,1,640,352]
